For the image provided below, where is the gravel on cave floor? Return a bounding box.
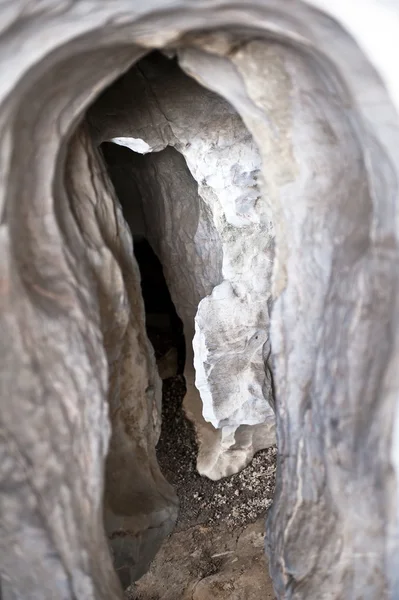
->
[126,374,277,599]
[156,375,277,531]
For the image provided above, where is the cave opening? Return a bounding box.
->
[99,117,276,523]
[133,236,186,377]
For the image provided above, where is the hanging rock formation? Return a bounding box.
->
[1,2,399,600]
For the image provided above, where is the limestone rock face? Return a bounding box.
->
[2,2,399,600]
[89,54,276,480]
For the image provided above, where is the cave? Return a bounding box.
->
[91,51,276,487]
[98,54,278,596]
[2,4,399,600]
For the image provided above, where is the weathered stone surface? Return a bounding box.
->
[1,71,178,596]
[1,2,399,600]
[89,54,276,480]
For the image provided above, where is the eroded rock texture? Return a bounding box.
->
[1,57,178,595]
[89,53,276,480]
[2,2,399,600]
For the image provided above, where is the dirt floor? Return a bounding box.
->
[126,373,277,599]
[130,517,276,600]
[157,375,277,531]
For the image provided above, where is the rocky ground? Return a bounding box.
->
[126,372,277,599]
[130,518,276,600]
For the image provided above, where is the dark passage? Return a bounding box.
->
[100,140,185,374]
[133,236,185,373]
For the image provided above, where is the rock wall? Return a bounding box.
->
[179,33,399,598]
[0,49,178,596]
[66,128,178,588]
[1,2,399,600]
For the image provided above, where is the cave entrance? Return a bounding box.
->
[3,4,396,598]
[92,49,277,596]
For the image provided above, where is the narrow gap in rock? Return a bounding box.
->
[100,141,185,371]
[133,235,186,376]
